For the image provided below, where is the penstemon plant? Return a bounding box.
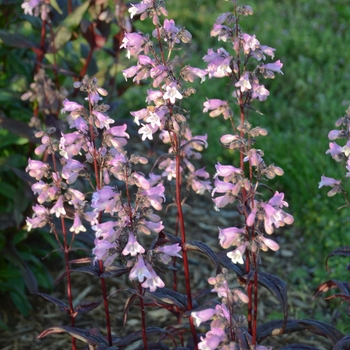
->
[21,0,350,349]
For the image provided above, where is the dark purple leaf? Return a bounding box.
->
[257,319,344,345]
[215,250,244,277]
[314,280,350,300]
[0,116,38,143]
[144,287,197,311]
[280,345,320,350]
[183,240,221,274]
[255,272,288,329]
[333,334,350,350]
[0,30,38,49]
[100,265,129,278]
[123,292,138,326]
[75,298,103,314]
[33,292,69,313]
[37,326,109,350]
[116,327,177,348]
[236,327,252,350]
[54,265,101,284]
[326,247,350,270]
[133,342,170,350]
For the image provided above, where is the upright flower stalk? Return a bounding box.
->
[122,0,211,346]
[198,0,293,346]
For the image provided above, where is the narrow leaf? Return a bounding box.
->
[326,246,350,270]
[256,272,288,328]
[333,334,350,350]
[75,298,103,314]
[215,250,244,277]
[50,0,63,14]
[280,345,320,350]
[37,326,109,349]
[183,240,221,274]
[0,30,38,49]
[314,280,350,300]
[33,292,69,313]
[116,327,177,348]
[257,319,344,345]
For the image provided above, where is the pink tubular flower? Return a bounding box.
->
[235,72,251,92]
[191,308,216,327]
[49,195,66,218]
[122,233,145,256]
[227,242,248,264]
[62,159,85,184]
[129,256,152,282]
[61,99,83,116]
[91,186,121,214]
[203,99,232,119]
[218,226,245,249]
[259,236,280,251]
[92,110,115,130]
[163,83,183,104]
[260,59,284,75]
[156,243,182,258]
[141,262,165,292]
[26,204,50,231]
[140,183,165,210]
[26,158,50,180]
[93,239,118,267]
[69,212,86,234]
[120,32,147,59]
[318,175,341,188]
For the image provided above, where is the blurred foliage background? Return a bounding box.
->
[1,0,350,332]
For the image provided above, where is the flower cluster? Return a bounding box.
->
[319,106,350,197]
[122,3,211,196]
[196,2,293,347]
[25,75,183,292]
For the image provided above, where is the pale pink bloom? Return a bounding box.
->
[131,172,151,189]
[259,236,280,251]
[156,243,182,258]
[192,308,216,327]
[61,99,83,115]
[26,204,49,231]
[92,110,114,130]
[70,212,86,234]
[318,175,341,188]
[120,32,147,59]
[214,162,242,179]
[128,2,152,19]
[92,221,117,239]
[227,242,248,264]
[234,289,249,303]
[140,183,165,210]
[241,33,260,53]
[328,129,342,140]
[50,195,66,218]
[129,256,152,282]
[141,262,165,291]
[122,233,145,256]
[26,158,50,180]
[252,83,270,101]
[218,226,245,249]
[139,123,155,141]
[260,60,283,74]
[62,159,85,184]
[163,83,183,104]
[140,220,164,234]
[93,239,118,267]
[21,0,41,15]
[235,72,251,92]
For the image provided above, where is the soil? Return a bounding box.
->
[0,192,343,350]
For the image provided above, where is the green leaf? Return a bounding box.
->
[49,1,91,52]
[50,0,63,15]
